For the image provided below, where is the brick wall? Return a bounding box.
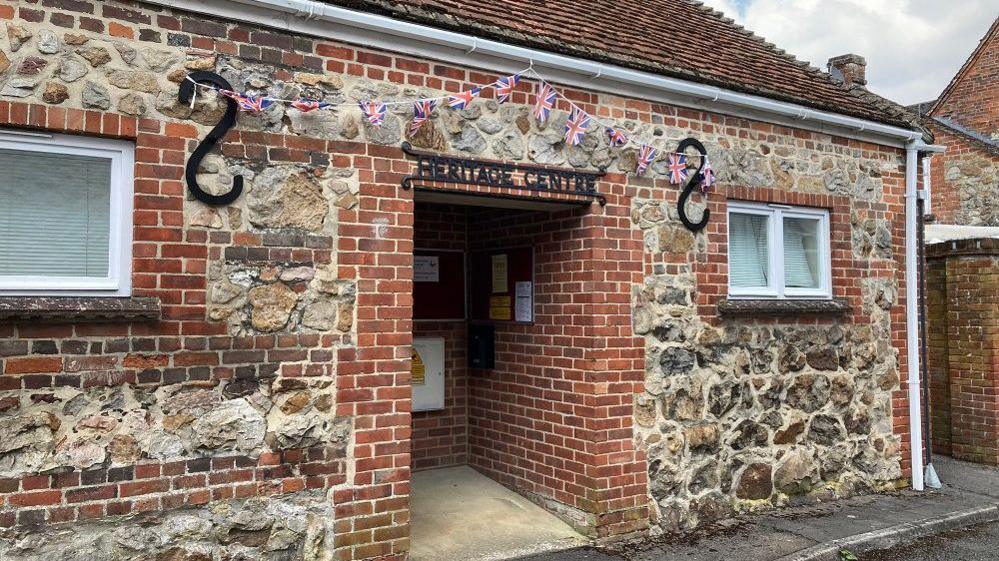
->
[923,124,999,226]
[926,238,999,465]
[412,202,469,471]
[931,21,999,139]
[926,255,951,456]
[466,189,649,538]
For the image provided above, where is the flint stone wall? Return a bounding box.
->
[0,0,910,557]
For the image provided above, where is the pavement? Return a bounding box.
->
[514,455,999,561]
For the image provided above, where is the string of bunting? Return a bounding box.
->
[186,67,715,190]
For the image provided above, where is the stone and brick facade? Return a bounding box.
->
[918,17,998,227]
[0,1,922,559]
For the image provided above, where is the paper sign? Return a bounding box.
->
[491,254,508,293]
[515,281,533,322]
[414,255,440,282]
[411,349,426,385]
[489,295,511,320]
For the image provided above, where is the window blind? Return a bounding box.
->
[729,213,769,288]
[783,217,820,288]
[0,148,112,278]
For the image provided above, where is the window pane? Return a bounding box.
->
[783,216,821,289]
[0,148,111,278]
[729,212,770,288]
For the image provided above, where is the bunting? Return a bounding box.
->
[564,106,591,146]
[700,158,715,191]
[607,127,629,148]
[493,74,521,104]
[410,99,437,136]
[186,68,717,184]
[291,99,330,113]
[448,87,481,110]
[637,145,658,176]
[359,100,387,126]
[533,82,558,123]
[667,153,688,185]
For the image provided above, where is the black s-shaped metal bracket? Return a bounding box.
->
[178,71,243,206]
[675,137,709,232]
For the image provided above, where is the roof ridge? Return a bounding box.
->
[930,16,999,116]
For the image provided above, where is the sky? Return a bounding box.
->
[700,0,998,105]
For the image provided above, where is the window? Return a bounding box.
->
[727,201,831,299]
[0,130,134,296]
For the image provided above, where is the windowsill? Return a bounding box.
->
[717,297,851,316]
[0,296,161,322]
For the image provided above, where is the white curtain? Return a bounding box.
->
[783,217,819,288]
[729,213,769,288]
[0,149,111,277]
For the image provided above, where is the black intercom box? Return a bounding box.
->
[468,324,495,369]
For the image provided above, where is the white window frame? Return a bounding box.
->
[0,130,134,297]
[727,201,831,300]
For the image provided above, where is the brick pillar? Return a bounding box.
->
[925,255,952,456]
[333,146,413,561]
[932,239,999,465]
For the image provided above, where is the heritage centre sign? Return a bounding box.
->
[401,142,607,206]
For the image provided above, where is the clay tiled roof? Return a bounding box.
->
[324,0,921,129]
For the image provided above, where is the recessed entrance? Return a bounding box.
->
[408,185,648,559]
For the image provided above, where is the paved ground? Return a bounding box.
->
[514,456,999,561]
[861,520,999,561]
[410,466,586,561]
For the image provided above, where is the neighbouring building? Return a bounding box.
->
[0,1,939,560]
[916,17,999,467]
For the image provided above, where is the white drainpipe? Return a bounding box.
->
[148,0,947,491]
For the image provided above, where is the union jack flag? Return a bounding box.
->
[667,153,688,184]
[291,99,330,113]
[492,74,521,104]
[237,94,274,112]
[448,87,481,110]
[637,145,658,176]
[700,158,715,192]
[533,82,557,123]
[564,106,591,146]
[606,127,629,148]
[409,99,437,136]
[359,100,387,126]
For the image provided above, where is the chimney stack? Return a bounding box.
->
[827,54,867,88]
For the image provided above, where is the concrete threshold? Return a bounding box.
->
[410,466,588,561]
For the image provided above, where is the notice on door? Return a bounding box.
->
[414,255,440,282]
[491,253,508,293]
[411,349,426,385]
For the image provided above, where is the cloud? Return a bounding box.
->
[701,0,997,105]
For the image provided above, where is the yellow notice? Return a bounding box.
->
[491,254,508,293]
[411,349,426,385]
[489,296,512,320]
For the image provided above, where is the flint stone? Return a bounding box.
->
[659,346,696,375]
[807,414,845,446]
[247,171,329,232]
[247,283,298,332]
[0,78,37,98]
[688,460,719,495]
[269,412,324,449]
[773,420,805,444]
[107,69,160,93]
[141,49,179,72]
[634,394,657,427]
[736,463,773,500]
[786,373,830,413]
[806,347,839,371]
[731,419,769,450]
[683,422,719,453]
[64,33,88,46]
[774,448,816,494]
[17,56,48,76]
[0,51,8,74]
[42,82,69,104]
[0,413,55,474]
[114,41,137,66]
[58,54,88,82]
[192,398,266,452]
[37,30,60,54]
[78,46,112,67]
[493,131,524,159]
[453,123,487,153]
[81,81,111,110]
[6,24,32,52]
[302,296,337,331]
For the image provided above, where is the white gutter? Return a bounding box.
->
[152,0,928,148]
[150,0,944,491]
